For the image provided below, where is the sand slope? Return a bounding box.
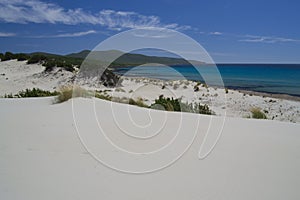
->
[0,97,299,200]
[0,60,74,95]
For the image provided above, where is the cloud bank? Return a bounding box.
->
[240,35,300,43]
[0,0,187,31]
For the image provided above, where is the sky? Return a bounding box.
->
[0,0,300,63]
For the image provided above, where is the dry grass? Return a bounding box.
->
[250,107,267,119]
[56,85,91,103]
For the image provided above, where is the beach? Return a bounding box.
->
[1,95,300,199]
[1,1,300,199]
[0,60,300,199]
[1,60,300,123]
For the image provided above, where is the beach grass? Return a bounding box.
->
[56,85,91,103]
[250,107,267,119]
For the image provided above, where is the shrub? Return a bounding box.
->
[129,97,149,108]
[1,52,15,61]
[43,60,56,71]
[250,108,267,119]
[95,92,112,101]
[195,81,201,86]
[225,88,228,94]
[62,62,74,72]
[4,88,59,98]
[152,95,180,111]
[56,85,91,103]
[3,93,14,98]
[16,53,30,61]
[151,95,213,115]
[27,54,47,64]
[195,103,213,115]
[202,83,208,88]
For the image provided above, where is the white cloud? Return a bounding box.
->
[209,31,222,35]
[0,32,16,37]
[0,0,189,31]
[239,35,300,43]
[54,30,97,37]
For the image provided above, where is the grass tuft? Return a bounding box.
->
[56,85,91,103]
[250,107,267,119]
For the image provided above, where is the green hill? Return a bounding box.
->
[66,50,205,67]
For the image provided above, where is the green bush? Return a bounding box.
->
[250,108,267,119]
[16,53,30,61]
[62,62,74,72]
[3,93,14,98]
[152,95,180,111]
[43,60,56,71]
[1,52,15,61]
[0,53,4,61]
[27,54,47,64]
[3,88,59,98]
[18,88,59,97]
[151,95,213,115]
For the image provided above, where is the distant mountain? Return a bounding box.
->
[66,50,205,67]
[29,52,64,58]
[65,50,91,59]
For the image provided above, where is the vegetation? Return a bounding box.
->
[55,85,91,103]
[95,93,112,101]
[151,95,213,115]
[128,97,149,108]
[0,52,31,61]
[16,53,30,61]
[4,88,58,98]
[1,52,15,61]
[0,52,79,72]
[250,108,267,119]
[27,54,47,64]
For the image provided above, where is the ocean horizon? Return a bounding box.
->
[113,64,300,97]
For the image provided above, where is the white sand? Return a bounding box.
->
[1,60,300,199]
[0,97,300,199]
[1,60,300,124]
[108,77,300,123]
[0,60,74,95]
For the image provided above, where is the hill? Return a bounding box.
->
[66,50,205,67]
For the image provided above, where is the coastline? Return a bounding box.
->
[236,89,300,102]
[1,60,300,123]
[116,74,300,102]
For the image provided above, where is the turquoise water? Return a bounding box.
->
[113,64,300,97]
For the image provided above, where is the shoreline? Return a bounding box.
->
[236,89,300,102]
[117,75,300,102]
[1,60,299,123]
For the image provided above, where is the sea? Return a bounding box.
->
[113,64,300,97]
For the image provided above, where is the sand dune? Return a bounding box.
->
[1,60,299,199]
[0,60,74,95]
[0,97,299,199]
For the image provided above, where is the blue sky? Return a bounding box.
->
[0,0,300,63]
